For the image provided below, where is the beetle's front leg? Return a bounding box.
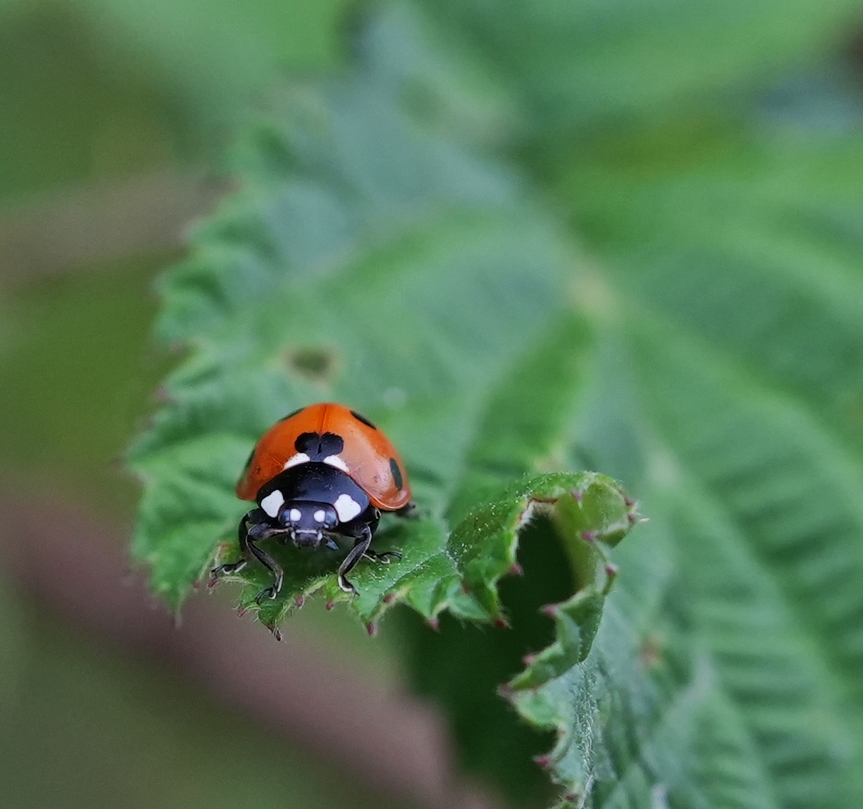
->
[337,524,373,595]
[211,509,259,580]
[210,509,286,603]
[246,529,285,604]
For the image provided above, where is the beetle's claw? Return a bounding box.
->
[337,574,359,596]
[254,585,279,605]
[211,559,246,580]
[365,549,401,565]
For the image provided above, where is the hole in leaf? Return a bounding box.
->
[497,514,575,651]
[397,516,572,807]
[284,346,339,383]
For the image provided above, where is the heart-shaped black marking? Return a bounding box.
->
[294,431,345,459]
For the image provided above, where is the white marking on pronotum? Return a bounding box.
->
[313,510,326,523]
[260,490,285,518]
[323,455,350,473]
[289,508,302,522]
[334,494,362,522]
[283,453,311,470]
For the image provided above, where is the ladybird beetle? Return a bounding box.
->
[211,403,413,602]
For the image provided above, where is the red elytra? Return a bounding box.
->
[236,402,411,511]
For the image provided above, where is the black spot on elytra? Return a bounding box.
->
[389,457,404,490]
[350,409,377,429]
[279,407,304,422]
[295,431,345,459]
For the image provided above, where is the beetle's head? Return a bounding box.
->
[278,502,339,548]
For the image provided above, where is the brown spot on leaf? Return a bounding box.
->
[284,346,339,383]
[640,633,664,669]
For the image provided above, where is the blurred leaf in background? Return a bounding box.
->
[0,0,344,203]
[416,0,863,131]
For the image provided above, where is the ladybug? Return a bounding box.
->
[211,402,412,601]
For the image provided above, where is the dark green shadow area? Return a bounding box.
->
[399,517,574,808]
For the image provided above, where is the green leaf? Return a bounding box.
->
[131,3,863,808]
[129,19,638,635]
[128,10,647,807]
[550,129,863,807]
[130,91,552,596]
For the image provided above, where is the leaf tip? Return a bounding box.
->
[534,754,552,770]
[496,682,514,698]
